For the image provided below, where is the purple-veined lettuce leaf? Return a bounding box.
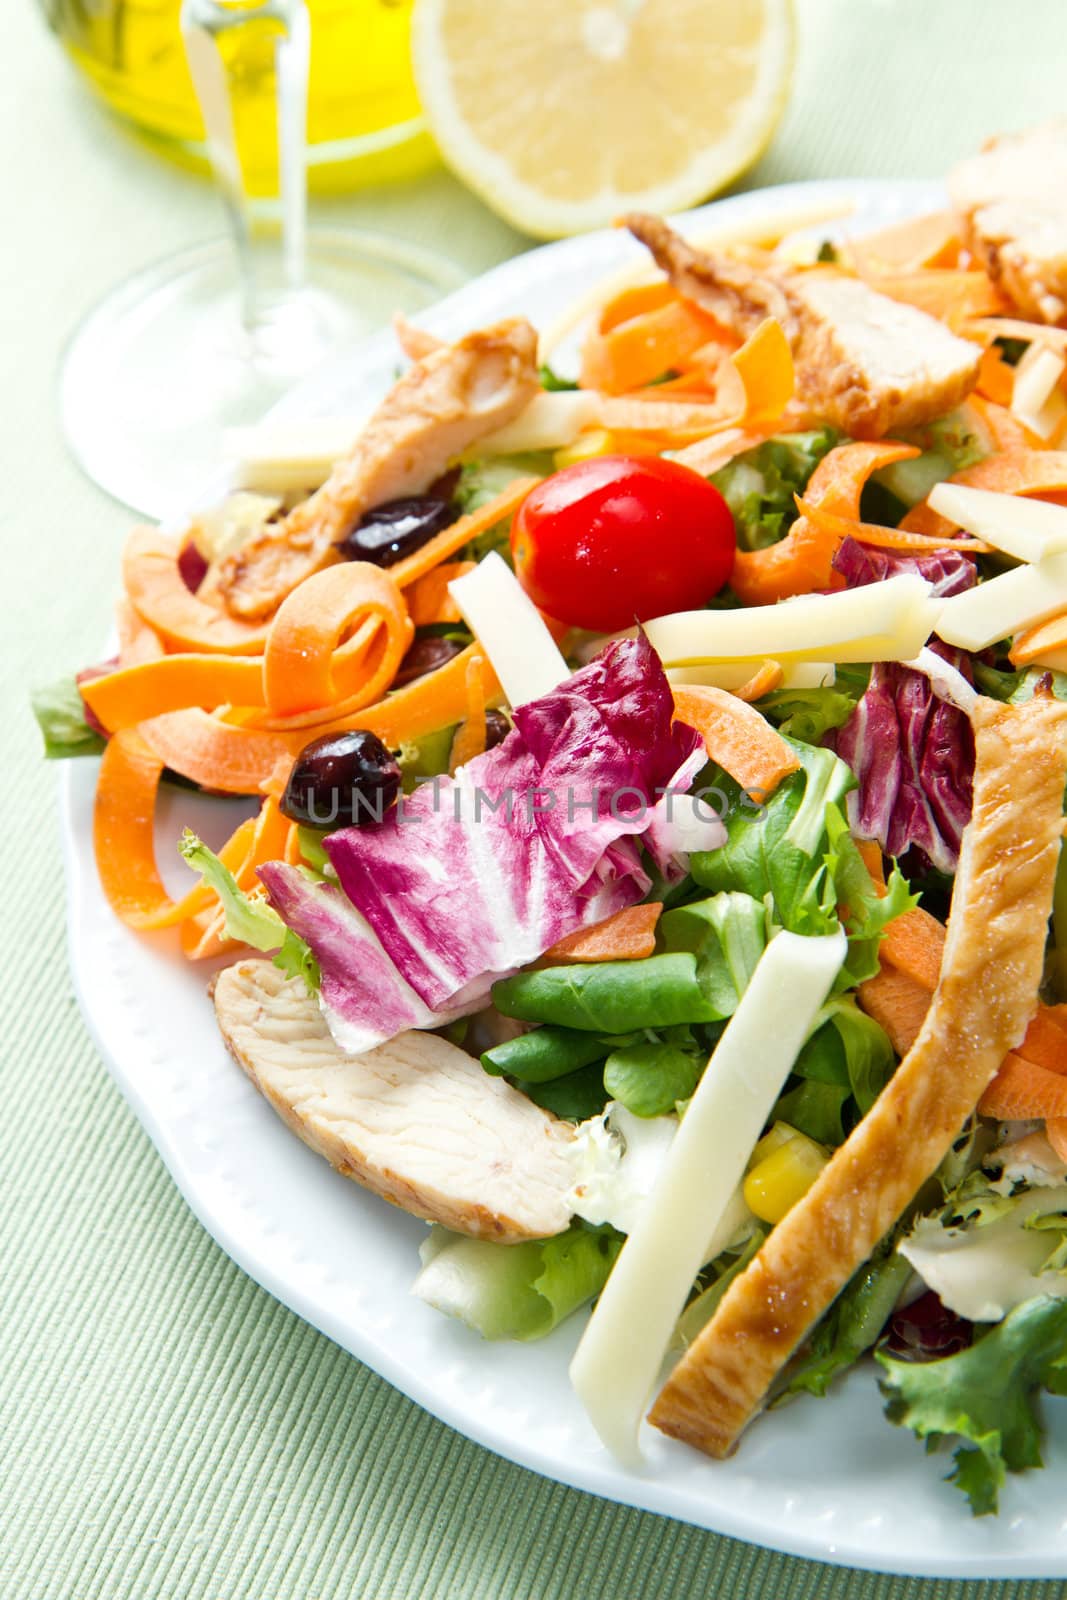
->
[829,540,976,873]
[261,635,708,1052]
[830,648,975,876]
[832,535,977,599]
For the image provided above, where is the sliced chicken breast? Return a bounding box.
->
[949,122,1067,326]
[625,215,980,439]
[217,318,540,619]
[214,959,575,1242]
[649,690,1067,1458]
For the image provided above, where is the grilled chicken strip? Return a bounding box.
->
[649,691,1067,1458]
[949,123,1067,326]
[625,214,980,439]
[217,318,540,619]
[214,959,575,1242]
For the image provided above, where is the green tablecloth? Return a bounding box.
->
[7,2,1067,1593]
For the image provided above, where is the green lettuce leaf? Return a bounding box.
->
[871,411,988,512]
[824,803,918,986]
[710,428,839,552]
[658,890,769,1019]
[538,364,579,392]
[178,831,319,988]
[774,996,896,1145]
[454,453,556,561]
[780,1236,912,1400]
[755,685,864,745]
[603,1041,702,1118]
[673,1228,766,1349]
[413,1221,622,1340]
[877,1295,1067,1515]
[32,675,107,759]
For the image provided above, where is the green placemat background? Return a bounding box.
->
[6,2,1067,1594]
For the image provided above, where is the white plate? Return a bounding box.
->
[61,180,1067,1578]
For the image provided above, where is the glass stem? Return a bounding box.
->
[180,0,310,334]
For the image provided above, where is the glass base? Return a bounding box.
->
[60,229,464,519]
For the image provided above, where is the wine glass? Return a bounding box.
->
[59,0,464,518]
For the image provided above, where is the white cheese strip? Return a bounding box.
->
[449,552,570,707]
[936,553,1067,651]
[666,661,836,691]
[226,415,367,493]
[645,576,938,667]
[928,482,1067,564]
[1012,343,1067,441]
[568,927,847,1466]
[473,391,601,455]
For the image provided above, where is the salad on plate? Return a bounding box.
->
[39,122,1067,1517]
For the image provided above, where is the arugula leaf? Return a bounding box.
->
[603,1042,702,1118]
[781,1236,912,1400]
[413,1220,622,1340]
[710,428,839,551]
[877,1296,1067,1515]
[178,831,320,988]
[32,675,107,759]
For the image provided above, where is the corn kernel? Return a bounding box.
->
[553,429,615,469]
[746,1120,796,1171]
[743,1128,828,1224]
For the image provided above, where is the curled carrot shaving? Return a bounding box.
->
[1012,611,1067,667]
[580,292,729,395]
[81,654,266,732]
[902,449,1067,537]
[731,440,919,605]
[847,211,961,274]
[93,728,254,929]
[540,902,663,965]
[976,346,1016,407]
[671,426,776,478]
[852,268,1004,326]
[729,317,794,426]
[794,497,988,555]
[979,1054,1067,1121]
[137,642,502,793]
[388,480,540,592]
[733,660,784,702]
[116,597,165,666]
[123,526,268,654]
[262,561,412,718]
[449,653,490,773]
[963,395,1031,455]
[407,561,474,626]
[597,280,678,334]
[672,684,800,798]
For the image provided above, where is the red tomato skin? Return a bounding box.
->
[510,455,735,632]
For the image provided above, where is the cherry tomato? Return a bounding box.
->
[510,455,735,632]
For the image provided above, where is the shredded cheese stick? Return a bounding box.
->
[648,692,1067,1458]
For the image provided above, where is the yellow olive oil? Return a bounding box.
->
[45,0,434,190]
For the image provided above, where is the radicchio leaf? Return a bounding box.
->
[829,539,977,874]
[261,636,705,1052]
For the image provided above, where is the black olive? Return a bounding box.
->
[281,730,402,829]
[341,495,460,568]
[483,709,511,751]
[393,636,464,687]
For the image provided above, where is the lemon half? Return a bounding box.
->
[412,0,795,239]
